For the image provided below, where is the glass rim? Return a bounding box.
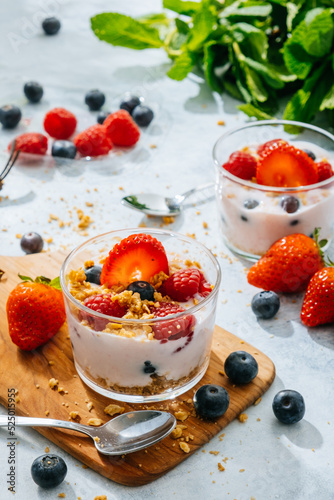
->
[212,119,334,192]
[60,227,222,325]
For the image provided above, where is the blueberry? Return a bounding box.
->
[31,454,67,488]
[127,281,155,301]
[224,351,258,384]
[84,265,102,285]
[120,95,141,114]
[42,17,61,35]
[251,291,280,319]
[193,384,229,420]
[303,149,316,161]
[143,360,156,374]
[272,389,305,424]
[24,81,44,103]
[97,111,111,125]
[0,105,22,129]
[243,199,259,209]
[52,140,77,159]
[280,196,300,214]
[132,105,154,127]
[20,232,44,254]
[85,89,105,111]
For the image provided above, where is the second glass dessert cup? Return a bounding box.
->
[60,229,221,403]
[213,120,334,261]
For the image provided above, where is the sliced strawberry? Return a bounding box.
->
[256,143,318,187]
[81,294,127,331]
[150,302,195,341]
[160,268,202,302]
[316,160,334,182]
[198,271,212,297]
[101,233,169,287]
[257,139,287,156]
[222,151,257,180]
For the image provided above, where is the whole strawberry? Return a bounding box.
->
[6,275,66,351]
[247,233,324,293]
[301,267,334,327]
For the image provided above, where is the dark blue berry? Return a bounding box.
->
[0,105,21,129]
[272,390,305,424]
[280,196,300,214]
[132,105,154,127]
[303,149,316,161]
[243,199,259,209]
[120,95,141,114]
[42,17,61,35]
[97,111,111,125]
[251,291,280,319]
[143,360,156,374]
[84,265,102,285]
[31,454,67,488]
[241,215,248,222]
[52,140,77,159]
[193,384,229,420]
[127,281,155,301]
[24,82,44,103]
[20,232,44,254]
[224,351,258,384]
[85,90,105,111]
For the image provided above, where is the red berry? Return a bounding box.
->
[256,143,318,187]
[222,151,257,180]
[316,160,334,182]
[104,109,140,147]
[257,139,287,156]
[150,302,195,340]
[301,267,334,327]
[82,294,127,331]
[73,124,113,157]
[101,233,169,287]
[8,132,48,155]
[161,268,202,302]
[44,107,77,140]
[198,272,212,297]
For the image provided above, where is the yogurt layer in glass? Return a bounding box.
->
[60,229,221,403]
[213,120,334,261]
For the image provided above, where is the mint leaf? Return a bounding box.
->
[231,22,268,61]
[221,3,272,19]
[167,51,196,80]
[203,41,224,92]
[283,19,316,78]
[187,1,217,51]
[91,13,163,50]
[302,9,334,57]
[163,0,200,16]
[175,18,190,34]
[238,103,274,120]
[320,83,334,110]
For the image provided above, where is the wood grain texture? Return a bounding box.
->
[0,252,275,486]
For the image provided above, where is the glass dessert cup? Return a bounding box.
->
[60,229,221,403]
[213,120,334,261]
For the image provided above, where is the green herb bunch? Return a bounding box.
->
[91,0,334,126]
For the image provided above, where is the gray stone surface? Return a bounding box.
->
[0,1,333,499]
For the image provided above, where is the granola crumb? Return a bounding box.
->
[238,413,248,423]
[179,442,190,453]
[45,446,50,452]
[254,397,262,406]
[175,409,189,422]
[48,361,54,366]
[94,496,107,500]
[93,436,100,443]
[218,463,225,471]
[217,120,225,126]
[209,451,219,455]
[45,410,49,416]
[48,378,58,389]
[69,411,79,420]
[35,384,40,389]
[88,418,103,427]
[104,404,125,417]
[87,401,94,411]
[58,494,66,498]
[203,221,208,229]
[239,468,245,472]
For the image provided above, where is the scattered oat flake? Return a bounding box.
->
[217,120,225,126]
[88,418,103,427]
[179,442,190,453]
[58,494,66,498]
[93,436,100,443]
[238,413,248,423]
[45,446,50,453]
[218,463,225,471]
[94,496,107,500]
[175,410,189,421]
[85,201,93,207]
[69,411,79,420]
[239,468,245,472]
[48,378,58,389]
[209,451,219,455]
[104,404,125,417]
[203,221,208,229]
[254,397,262,406]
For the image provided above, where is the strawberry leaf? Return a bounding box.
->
[49,277,62,291]
[18,274,34,282]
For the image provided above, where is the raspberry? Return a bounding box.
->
[9,132,48,155]
[43,108,77,140]
[73,125,113,157]
[316,160,333,182]
[104,110,140,147]
[82,294,127,331]
[161,268,202,302]
[257,139,287,156]
[198,272,212,297]
[222,151,257,180]
[150,302,196,341]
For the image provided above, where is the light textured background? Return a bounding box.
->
[0,1,333,499]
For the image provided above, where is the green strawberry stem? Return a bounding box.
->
[313,228,334,267]
[18,274,62,290]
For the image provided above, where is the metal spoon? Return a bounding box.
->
[121,182,214,216]
[0,410,176,456]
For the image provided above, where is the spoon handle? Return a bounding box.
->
[180,182,215,202]
[0,415,93,437]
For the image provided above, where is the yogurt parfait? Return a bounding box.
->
[60,229,221,403]
[213,120,334,260]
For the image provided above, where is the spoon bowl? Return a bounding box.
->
[0,410,176,456]
[121,182,214,216]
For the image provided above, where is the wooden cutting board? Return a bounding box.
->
[0,252,275,486]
